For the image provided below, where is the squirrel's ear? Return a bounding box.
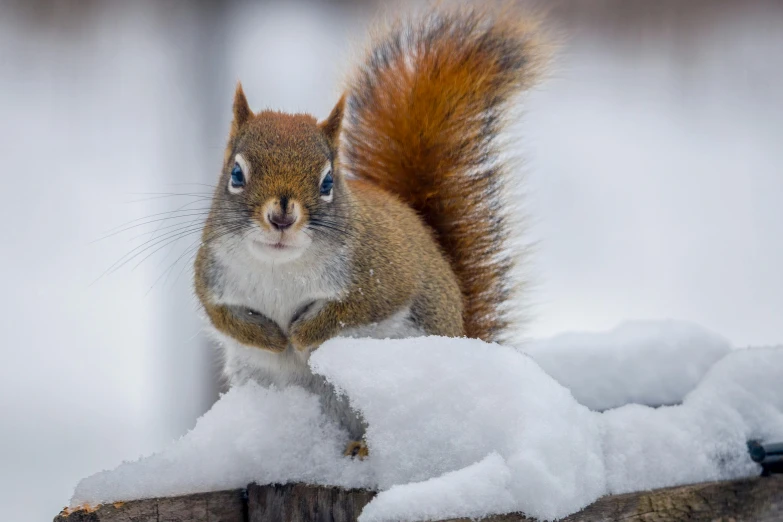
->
[231,82,252,137]
[319,94,346,149]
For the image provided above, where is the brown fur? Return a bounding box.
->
[343,4,546,341]
[288,178,464,349]
[196,297,289,353]
[194,4,545,352]
[194,85,463,351]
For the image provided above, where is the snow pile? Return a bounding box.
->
[72,324,783,522]
[524,320,732,411]
[359,453,516,522]
[602,346,783,495]
[311,338,605,521]
[73,385,373,504]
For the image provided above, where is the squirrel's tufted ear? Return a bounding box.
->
[230,82,252,137]
[319,94,346,150]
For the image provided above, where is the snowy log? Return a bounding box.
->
[55,475,782,522]
[67,340,783,520]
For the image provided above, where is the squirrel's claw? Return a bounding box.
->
[344,440,369,460]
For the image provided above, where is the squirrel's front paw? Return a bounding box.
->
[261,333,288,353]
[288,301,325,351]
[288,321,315,352]
[226,305,288,353]
[344,440,369,460]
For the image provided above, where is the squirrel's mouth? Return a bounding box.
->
[253,238,292,250]
[246,231,311,263]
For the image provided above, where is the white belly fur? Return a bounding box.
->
[207,239,424,439]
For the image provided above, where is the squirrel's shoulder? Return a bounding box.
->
[346,178,441,249]
[347,178,413,213]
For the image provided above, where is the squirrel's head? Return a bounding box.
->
[209,83,347,263]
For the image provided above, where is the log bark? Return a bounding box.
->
[53,489,247,522]
[443,475,783,522]
[247,483,376,522]
[55,475,782,522]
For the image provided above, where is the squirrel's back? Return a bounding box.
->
[342,4,547,342]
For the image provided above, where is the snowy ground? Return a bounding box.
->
[72,321,783,521]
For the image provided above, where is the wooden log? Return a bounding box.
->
[442,475,783,522]
[56,475,782,522]
[54,489,247,522]
[247,483,376,522]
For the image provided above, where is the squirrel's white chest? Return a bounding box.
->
[202,239,422,440]
[211,242,342,331]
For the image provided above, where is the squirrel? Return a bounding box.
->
[194,4,546,451]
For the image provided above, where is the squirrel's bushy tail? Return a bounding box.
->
[342,5,547,342]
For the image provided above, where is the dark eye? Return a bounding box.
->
[230,163,245,188]
[320,170,334,196]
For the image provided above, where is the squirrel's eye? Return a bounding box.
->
[229,154,250,194]
[230,163,245,188]
[320,171,334,196]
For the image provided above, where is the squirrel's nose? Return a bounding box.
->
[267,212,297,231]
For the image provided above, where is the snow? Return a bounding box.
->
[359,453,516,522]
[73,384,373,504]
[524,320,732,411]
[72,322,783,522]
[601,346,783,495]
[311,337,605,521]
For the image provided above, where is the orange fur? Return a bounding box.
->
[342,5,546,341]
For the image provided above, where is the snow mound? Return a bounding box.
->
[525,320,732,411]
[310,337,605,521]
[359,453,516,522]
[602,346,783,495]
[72,323,782,522]
[72,384,373,505]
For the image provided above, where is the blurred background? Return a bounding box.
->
[1,0,781,520]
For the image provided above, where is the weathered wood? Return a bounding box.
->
[54,489,246,522]
[56,475,783,522]
[247,483,376,522]
[443,475,783,522]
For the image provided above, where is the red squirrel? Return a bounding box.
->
[194,4,546,455]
